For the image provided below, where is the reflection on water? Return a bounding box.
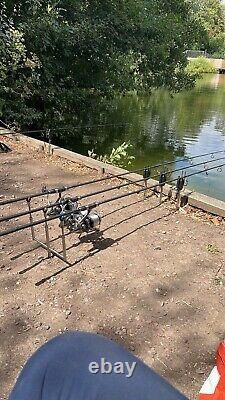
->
[53,74,225,201]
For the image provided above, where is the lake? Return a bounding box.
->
[52,74,225,201]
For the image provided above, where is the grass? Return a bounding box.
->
[206,244,220,254]
[186,57,216,76]
[214,276,225,286]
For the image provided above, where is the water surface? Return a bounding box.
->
[53,75,225,201]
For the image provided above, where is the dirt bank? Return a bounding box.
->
[0,135,225,399]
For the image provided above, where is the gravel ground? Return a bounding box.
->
[0,135,225,399]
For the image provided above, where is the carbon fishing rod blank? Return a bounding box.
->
[1,157,225,273]
[0,177,148,267]
[1,149,225,207]
[1,153,225,225]
[1,153,225,224]
[0,185,148,238]
[0,177,145,224]
[0,168,145,206]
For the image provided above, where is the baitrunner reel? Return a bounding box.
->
[47,196,78,217]
[59,209,101,234]
[46,196,101,234]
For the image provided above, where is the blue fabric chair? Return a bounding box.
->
[9,331,187,400]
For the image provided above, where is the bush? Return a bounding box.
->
[208,33,225,59]
[88,142,135,168]
[186,57,216,76]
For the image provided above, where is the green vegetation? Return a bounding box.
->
[186,57,216,75]
[192,0,225,58]
[88,142,135,168]
[81,74,225,172]
[0,0,200,131]
[215,276,225,286]
[2,0,225,135]
[206,243,220,254]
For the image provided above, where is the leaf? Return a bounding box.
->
[206,244,220,254]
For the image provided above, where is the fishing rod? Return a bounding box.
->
[0,177,146,223]
[1,119,225,161]
[134,150,225,174]
[0,120,136,135]
[1,122,225,166]
[0,167,146,206]
[164,154,225,178]
[1,149,225,207]
[1,160,225,238]
[0,187,147,238]
[16,123,133,135]
[1,153,225,223]
[0,119,11,129]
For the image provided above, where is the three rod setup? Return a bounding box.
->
[1,152,225,224]
[1,149,225,207]
[1,158,225,232]
[1,148,225,269]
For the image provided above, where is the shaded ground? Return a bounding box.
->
[1,135,225,399]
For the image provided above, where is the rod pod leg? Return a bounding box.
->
[159,186,163,204]
[43,209,51,258]
[144,179,147,199]
[176,191,181,210]
[60,221,67,262]
[27,198,35,241]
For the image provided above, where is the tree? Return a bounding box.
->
[0,0,200,130]
[0,4,43,127]
[192,0,225,56]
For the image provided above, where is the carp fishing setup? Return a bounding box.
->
[1,149,225,267]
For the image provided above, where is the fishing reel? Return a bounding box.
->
[60,209,101,234]
[47,196,78,217]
